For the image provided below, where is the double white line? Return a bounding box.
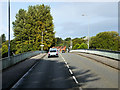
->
[59,53,82,90]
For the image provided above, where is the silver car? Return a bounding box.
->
[48,48,59,58]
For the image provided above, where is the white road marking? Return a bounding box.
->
[65,61,68,65]
[72,76,78,84]
[60,53,83,90]
[66,64,70,68]
[69,69,73,74]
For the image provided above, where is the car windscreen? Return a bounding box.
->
[50,50,57,52]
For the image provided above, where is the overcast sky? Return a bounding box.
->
[0,1,118,40]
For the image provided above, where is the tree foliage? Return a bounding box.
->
[54,37,72,49]
[12,4,55,54]
[72,38,86,49]
[2,40,8,58]
[64,37,71,41]
[54,37,63,46]
[78,43,88,49]
[90,31,120,51]
[73,43,80,50]
[0,34,6,44]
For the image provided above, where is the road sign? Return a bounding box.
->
[40,45,44,47]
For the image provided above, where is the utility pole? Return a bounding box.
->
[8,0,10,57]
[70,39,72,50]
[42,31,43,51]
[40,31,44,53]
[82,14,90,49]
[88,18,90,49]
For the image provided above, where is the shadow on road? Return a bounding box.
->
[28,58,101,89]
[68,66,101,87]
[3,56,101,89]
[13,58,79,89]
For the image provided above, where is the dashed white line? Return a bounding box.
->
[65,61,67,65]
[69,69,73,74]
[66,64,70,68]
[72,76,79,84]
[59,53,82,88]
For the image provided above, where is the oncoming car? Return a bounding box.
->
[48,48,59,58]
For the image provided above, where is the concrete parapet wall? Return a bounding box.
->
[70,49,120,60]
[0,51,46,70]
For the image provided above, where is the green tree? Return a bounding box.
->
[10,39,17,54]
[64,37,71,41]
[0,35,2,48]
[55,37,63,46]
[2,42,8,58]
[12,4,55,54]
[72,38,86,49]
[1,34,6,43]
[90,31,119,51]
[73,43,80,50]
[78,43,88,49]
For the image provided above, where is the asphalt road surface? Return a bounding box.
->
[12,53,118,89]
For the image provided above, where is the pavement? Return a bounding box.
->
[2,53,46,89]
[77,52,119,70]
[9,53,119,89]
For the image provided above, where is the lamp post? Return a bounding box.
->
[42,31,43,51]
[82,14,90,49]
[8,0,10,57]
[40,31,44,53]
[70,39,72,50]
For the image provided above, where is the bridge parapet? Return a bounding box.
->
[0,51,46,70]
[70,49,120,60]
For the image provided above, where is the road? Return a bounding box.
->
[12,53,118,89]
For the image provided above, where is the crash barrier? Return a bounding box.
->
[70,49,120,60]
[0,51,46,70]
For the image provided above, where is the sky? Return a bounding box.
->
[0,1,118,40]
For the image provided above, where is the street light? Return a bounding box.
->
[8,0,10,57]
[40,31,44,52]
[70,38,72,50]
[82,14,90,49]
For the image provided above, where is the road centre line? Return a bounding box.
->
[66,64,70,68]
[69,69,73,74]
[59,53,81,87]
[65,61,68,65]
[72,76,79,84]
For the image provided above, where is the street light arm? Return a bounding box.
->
[82,14,90,49]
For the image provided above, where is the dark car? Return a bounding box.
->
[62,50,65,53]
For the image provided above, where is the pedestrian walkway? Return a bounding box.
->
[78,53,119,70]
